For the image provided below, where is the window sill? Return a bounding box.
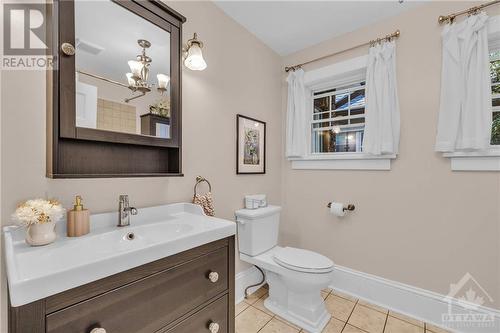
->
[289,153,396,170]
[443,149,500,171]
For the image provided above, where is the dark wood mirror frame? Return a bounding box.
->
[46,0,186,178]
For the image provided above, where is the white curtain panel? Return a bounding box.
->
[362,41,401,155]
[435,12,492,152]
[286,69,308,158]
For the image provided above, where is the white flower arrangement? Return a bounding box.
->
[12,199,65,227]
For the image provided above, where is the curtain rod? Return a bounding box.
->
[438,0,500,24]
[284,29,400,73]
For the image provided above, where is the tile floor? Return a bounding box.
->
[235,286,451,333]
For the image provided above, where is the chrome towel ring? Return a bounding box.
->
[194,176,212,196]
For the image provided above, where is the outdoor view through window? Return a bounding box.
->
[312,81,366,153]
[491,50,500,145]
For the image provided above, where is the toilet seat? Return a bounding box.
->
[273,247,334,273]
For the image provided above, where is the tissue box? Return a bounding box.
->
[244,194,267,209]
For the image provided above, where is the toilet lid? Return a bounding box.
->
[273,247,334,273]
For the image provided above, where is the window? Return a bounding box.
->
[311,81,366,153]
[290,55,394,170]
[443,46,500,171]
[491,50,500,145]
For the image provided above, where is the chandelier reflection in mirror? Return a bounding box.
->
[125,39,170,102]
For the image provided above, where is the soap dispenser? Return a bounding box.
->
[67,195,90,237]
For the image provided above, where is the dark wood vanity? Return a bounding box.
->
[9,237,235,333]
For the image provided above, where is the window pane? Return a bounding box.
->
[311,129,364,153]
[334,131,364,152]
[493,96,500,108]
[351,107,365,116]
[332,110,348,118]
[332,93,349,110]
[332,119,348,126]
[491,58,499,84]
[492,111,500,145]
[312,121,330,129]
[313,112,330,121]
[350,117,365,124]
[314,96,329,113]
[311,130,335,153]
[349,89,365,108]
[490,52,499,145]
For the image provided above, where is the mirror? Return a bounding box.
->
[74,0,172,139]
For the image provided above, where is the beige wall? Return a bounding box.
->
[0,1,282,330]
[2,1,500,331]
[281,1,500,309]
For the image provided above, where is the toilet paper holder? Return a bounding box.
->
[327,202,355,211]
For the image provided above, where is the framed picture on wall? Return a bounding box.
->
[237,115,266,174]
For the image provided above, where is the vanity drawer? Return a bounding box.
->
[46,247,228,333]
[159,294,228,333]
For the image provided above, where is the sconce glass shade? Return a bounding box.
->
[184,42,207,71]
[157,74,170,89]
[126,73,135,86]
[128,60,143,78]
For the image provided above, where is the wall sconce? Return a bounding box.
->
[184,33,207,71]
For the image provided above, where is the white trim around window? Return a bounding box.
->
[290,153,395,170]
[290,55,396,170]
[442,15,500,171]
[444,150,500,171]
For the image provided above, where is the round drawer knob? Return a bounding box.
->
[90,328,106,333]
[61,42,75,56]
[209,321,220,333]
[208,271,219,283]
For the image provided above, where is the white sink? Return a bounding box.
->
[3,203,236,307]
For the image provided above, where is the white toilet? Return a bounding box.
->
[235,205,334,333]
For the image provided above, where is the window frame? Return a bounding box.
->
[289,55,396,171]
[443,15,500,171]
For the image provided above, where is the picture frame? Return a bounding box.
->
[236,114,266,174]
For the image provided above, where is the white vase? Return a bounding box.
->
[26,222,57,246]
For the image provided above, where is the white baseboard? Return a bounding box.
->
[235,266,265,304]
[331,265,500,333]
[235,265,500,333]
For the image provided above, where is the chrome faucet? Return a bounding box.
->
[118,195,138,227]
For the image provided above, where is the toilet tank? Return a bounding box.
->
[235,205,281,256]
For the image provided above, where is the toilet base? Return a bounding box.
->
[239,249,333,332]
[264,269,332,333]
[264,297,331,333]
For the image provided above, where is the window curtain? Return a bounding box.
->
[362,41,401,155]
[286,69,308,158]
[435,12,491,152]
